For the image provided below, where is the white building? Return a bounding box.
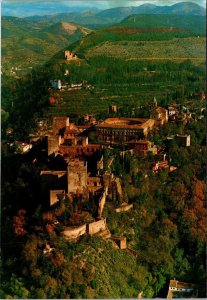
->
[50,79,62,90]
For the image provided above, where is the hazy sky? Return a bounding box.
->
[2,0,206,17]
[2,0,206,5]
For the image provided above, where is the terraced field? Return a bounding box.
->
[46,82,181,117]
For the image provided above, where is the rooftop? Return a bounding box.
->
[169,280,195,289]
[97,118,154,129]
[151,106,167,113]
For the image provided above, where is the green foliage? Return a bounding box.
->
[121,14,205,35]
[2,274,30,299]
[2,17,91,72]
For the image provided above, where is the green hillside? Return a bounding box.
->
[2,13,206,130]
[68,14,205,61]
[40,13,206,120]
[2,17,92,73]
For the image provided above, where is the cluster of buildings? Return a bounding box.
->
[47,116,101,157]
[167,102,206,123]
[44,110,189,211]
[50,79,84,91]
[8,91,195,245]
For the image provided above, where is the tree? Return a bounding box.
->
[13,209,27,237]
[4,274,30,299]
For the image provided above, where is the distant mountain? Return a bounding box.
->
[95,4,159,19]
[121,14,206,35]
[2,1,100,17]
[24,11,105,29]
[23,2,205,29]
[150,2,206,15]
[2,17,91,71]
[96,2,205,21]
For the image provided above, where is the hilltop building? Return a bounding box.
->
[65,50,78,61]
[96,117,155,144]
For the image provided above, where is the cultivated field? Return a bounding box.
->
[86,37,206,62]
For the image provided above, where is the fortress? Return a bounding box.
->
[96,117,155,143]
[47,116,101,157]
[64,50,78,61]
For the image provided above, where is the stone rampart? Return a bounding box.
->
[86,218,106,235]
[115,203,133,213]
[62,224,86,239]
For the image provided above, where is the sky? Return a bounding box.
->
[2,0,206,17]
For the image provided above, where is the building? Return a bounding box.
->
[47,135,62,155]
[112,236,127,249]
[47,116,101,157]
[43,244,55,254]
[59,144,101,157]
[150,106,168,126]
[83,114,97,126]
[167,279,197,298]
[67,159,88,194]
[64,50,78,61]
[174,134,190,147]
[132,140,157,156]
[50,79,62,90]
[14,141,33,153]
[40,170,67,207]
[109,105,117,113]
[52,116,69,135]
[96,118,155,144]
[50,190,65,206]
[168,106,179,117]
[149,96,157,110]
[152,160,169,173]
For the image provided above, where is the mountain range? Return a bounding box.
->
[24,2,206,27]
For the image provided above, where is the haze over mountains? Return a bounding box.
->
[23,2,205,27]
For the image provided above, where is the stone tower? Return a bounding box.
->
[52,116,69,135]
[67,159,87,194]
